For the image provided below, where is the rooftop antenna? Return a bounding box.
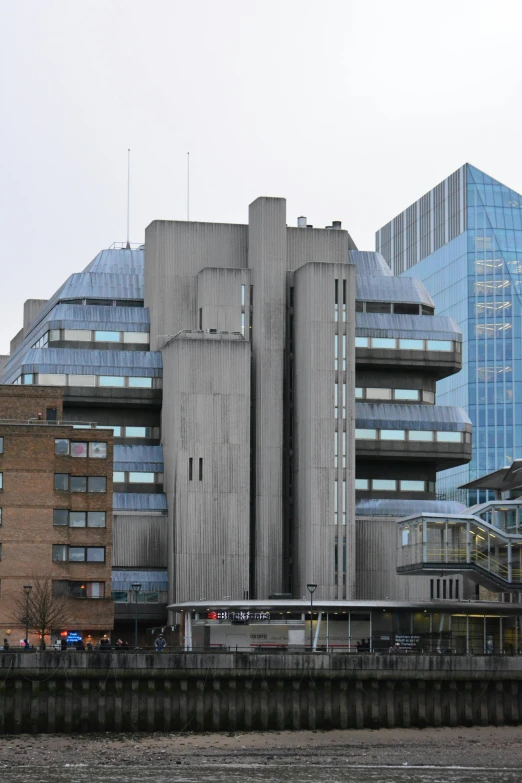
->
[126,148,131,249]
[187,151,190,221]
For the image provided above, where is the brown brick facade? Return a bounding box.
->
[0,386,114,646]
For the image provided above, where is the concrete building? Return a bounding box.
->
[0,386,114,645]
[0,198,471,628]
[376,164,522,504]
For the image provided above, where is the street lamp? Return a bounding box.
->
[131,583,141,649]
[23,585,32,649]
[307,583,317,651]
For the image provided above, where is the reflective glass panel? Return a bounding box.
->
[55,439,69,456]
[125,426,148,437]
[366,388,392,400]
[371,338,396,349]
[99,376,125,387]
[123,332,149,343]
[88,477,107,492]
[380,430,406,440]
[128,377,153,388]
[86,547,105,562]
[399,339,424,350]
[89,442,107,458]
[52,545,67,561]
[54,474,69,491]
[355,479,369,489]
[38,374,66,386]
[70,476,87,492]
[400,480,425,491]
[68,375,96,386]
[95,331,120,342]
[53,509,69,526]
[129,472,155,483]
[63,329,91,341]
[355,337,369,348]
[408,431,433,441]
[436,431,462,443]
[355,388,363,399]
[88,512,106,528]
[70,442,88,458]
[355,429,377,439]
[68,547,86,562]
[427,340,453,351]
[394,389,419,400]
[69,511,86,527]
[113,472,125,482]
[373,479,397,490]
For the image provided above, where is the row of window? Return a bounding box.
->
[54,474,107,492]
[113,471,162,484]
[355,337,458,352]
[32,328,149,348]
[61,298,143,308]
[356,478,435,492]
[53,545,105,562]
[112,589,165,603]
[356,388,435,403]
[355,301,434,316]
[53,580,106,599]
[72,425,157,439]
[53,510,106,527]
[355,429,467,443]
[14,373,155,388]
[55,439,107,458]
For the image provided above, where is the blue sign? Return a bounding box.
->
[67,632,82,643]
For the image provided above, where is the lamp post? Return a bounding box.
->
[131,583,141,649]
[307,583,317,651]
[23,585,32,648]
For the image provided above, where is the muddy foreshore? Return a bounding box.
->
[0,726,520,768]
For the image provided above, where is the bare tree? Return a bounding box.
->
[13,577,70,649]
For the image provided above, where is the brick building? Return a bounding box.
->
[0,386,113,646]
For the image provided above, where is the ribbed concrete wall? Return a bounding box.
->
[162,334,251,604]
[1,652,521,733]
[248,198,287,598]
[294,261,356,600]
[144,221,247,350]
[112,514,168,568]
[197,267,250,334]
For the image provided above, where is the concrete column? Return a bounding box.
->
[248,197,287,597]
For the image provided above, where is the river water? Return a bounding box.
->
[1,766,521,783]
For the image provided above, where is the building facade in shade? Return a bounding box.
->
[376,164,522,503]
[0,198,471,619]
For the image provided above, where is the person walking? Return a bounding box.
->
[154,634,166,652]
[2,638,9,652]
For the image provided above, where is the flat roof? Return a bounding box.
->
[168,598,522,615]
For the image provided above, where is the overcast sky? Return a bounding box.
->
[1,0,522,353]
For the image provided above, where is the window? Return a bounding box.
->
[69,375,96,386]
[342,334,347,370]
[95,331,120,342]
[366,388,392,400]
[112,590,129,602]
[399,339,424,350]
[342,383,346,419]
[408,431,433,442]
[366,302,391,314]
[334,433,338,468]
[38,374,66,385]
[355,388,363,399]
[342,479,346,525]
[372,337,396,349]
[189,458,193,481]
[64,329,91,341]
[53,509,69,526]
[0,509,2,525]
[401,529,410,546]
[241,283,246,306]
[199,458,203,481]
[128,377,153,388]
[342,431,346,468]
[89,442,107,458]
[99,376,125,387]
[0,437,3,453]
[54,474,69,491]
[355,337,369,348]
[334,382,339,419]
[49,329,60,341]
[70,511,86,528]
[125,426,149,438]
[436,431,462,443]
[129,472,155,483]
[241,312,245,336]
[394,303,419,315]
[355,429,377,439]
[88,512,106,528]
[373,479,397,490]
[88,477,107,492]
[427,340,452,352]
[393,389,419,400]
[22,374,34,385]
[400,480,425,491]
[355,478,369,490]
[113,472,125,483]
[53,546,105,563]
[123,332,149,343]
[334,478,338,525]
[96,425,122,436]
[71,476,87,492]
[334,334,338,370]
[71,442,88,458]
[380,430,406,440]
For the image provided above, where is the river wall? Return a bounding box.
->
[0,651,521,733]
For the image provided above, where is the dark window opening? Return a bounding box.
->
[199,458,203,481]
[421,305,435,315]
[342,279,346,305]
[334,279,338,305]
[430,579,434,600]
[199,308,203,330]
[355,301,364,312]
[456,580,460,599]
[393,303,419,315]
[189,458,193,481]
[442,580,447,599]
[436,579,440,599]
[366,302,392,314]
[449,580,453,600]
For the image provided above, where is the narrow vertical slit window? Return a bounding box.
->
[199,308,203,330]
[334,432,338,468]
[455,580,459,599]
[334,538,338,582]
[342,334,347,371]
[241,284,245,306]
[199,458,203,481]
[334,382,339,419]
[342,279,347,322]
[334,479,338,525]
[241,312,245,336]
[342,430,346,468]
[334,279,339,321]
[342,383,346,419]
[189,458,193,481]
[342,479,346,525]
[334,334,339,370]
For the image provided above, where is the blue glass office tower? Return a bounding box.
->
[376,164,522,503]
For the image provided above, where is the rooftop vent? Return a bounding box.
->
[297,216,307,228]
